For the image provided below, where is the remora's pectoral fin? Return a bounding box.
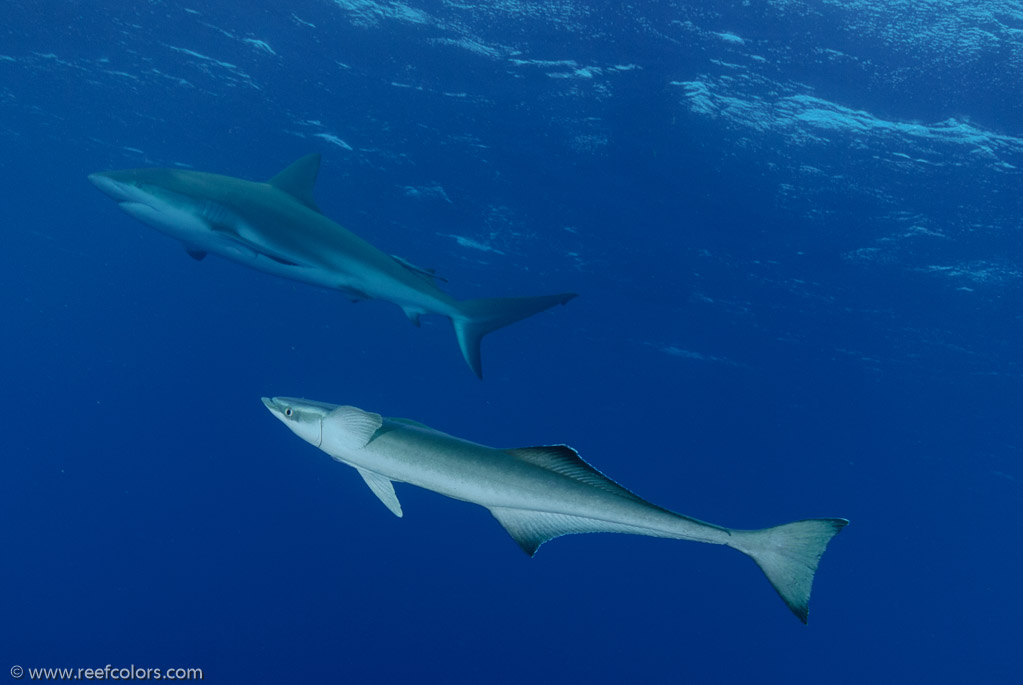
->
[356,468,403,517]
[321,406,383,451]
[268,153,322,213]
[490,508,641,556]
[185,248,208,261]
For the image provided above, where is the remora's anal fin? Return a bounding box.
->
[321,405,383,451]
[268,153,322,213]
[185,248,207,261]
[505,445,647,505]
[356,468,403,517]
[490,508,647,556]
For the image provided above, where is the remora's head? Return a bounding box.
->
[88,167,214,243]
[262,397,384,456]
[261,396,339,447]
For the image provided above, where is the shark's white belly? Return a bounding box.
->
[121,191,457,317]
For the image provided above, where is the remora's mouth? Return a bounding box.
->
[261,396,292,422]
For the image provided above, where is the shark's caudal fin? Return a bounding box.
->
[730,518,848,624]
[451,293,577,378]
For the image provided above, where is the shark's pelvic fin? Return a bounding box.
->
[185,248,208,261]
[451,292,578,379]
[401,305,425,327]
[268,154,323,213]
[356,468,403,517]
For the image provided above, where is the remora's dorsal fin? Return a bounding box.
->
[388,417,434,430]
[268,153,322,213]
[391,254,448,283]
[356,467,403,517]
[505,445,647,504]
[321,405,383,451]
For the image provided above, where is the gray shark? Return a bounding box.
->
[88,154,576,377]
[262,396,848,623]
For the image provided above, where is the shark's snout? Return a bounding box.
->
[87,172,110,191]
[88,172,133,202]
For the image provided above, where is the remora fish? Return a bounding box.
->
[88,154,575,377]
[262,396,848,623]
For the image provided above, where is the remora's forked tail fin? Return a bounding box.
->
[452,293,577,378]
[731,518,848,624]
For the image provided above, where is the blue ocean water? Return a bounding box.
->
[2,0,1020,681]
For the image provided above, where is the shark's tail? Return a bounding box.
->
[451,292,577,378]
[729,518,848,623]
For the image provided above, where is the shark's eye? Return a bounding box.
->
[284,408,293,417]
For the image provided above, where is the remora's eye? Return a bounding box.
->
[284,408,293,417]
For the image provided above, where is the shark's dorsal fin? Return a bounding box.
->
[268,154,322,213]
[505,445,647,504]
[321,405,383,451]
[391,254,448,283]
[356,467,403,517]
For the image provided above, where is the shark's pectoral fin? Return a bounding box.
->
[356,468,403,517]
[490,508,647,556]
[321,406,384,451]
[185,248,208,261]
[268,153,323,213]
